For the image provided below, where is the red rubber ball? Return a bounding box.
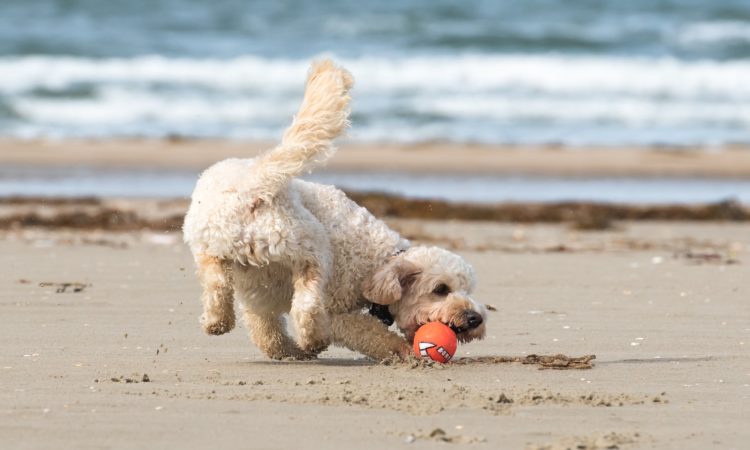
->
[413,322,457,363]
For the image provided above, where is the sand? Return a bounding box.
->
[2,138,749,448]
[2,220,749,449]
[2,139,750,177]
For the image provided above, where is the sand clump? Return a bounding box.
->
[401,427,487,444]
[527,432,641,450]
[103,373,151,384]
[129,372,658,416]
[452,354,596,370]
[37,281,90,293]
[380,353,595,371]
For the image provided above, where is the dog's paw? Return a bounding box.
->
[379,341,412,362]
[296,336,330,355]
[292,351,320,361]
[369,338,412,362]
[395,342,413,360]
[296,328,331,354]
[201,313,235,335]
[280,350,320,361]
[265,345,321,361]
[293,314,331,353]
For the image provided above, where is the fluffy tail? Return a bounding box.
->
[250,59,353,202]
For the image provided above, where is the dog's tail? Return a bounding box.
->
[250,59,353,202]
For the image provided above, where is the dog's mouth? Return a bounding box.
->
[438,310,484,335]
[449,323,471,334]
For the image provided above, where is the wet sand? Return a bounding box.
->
[1,220,749,449]
[2,139,750,178]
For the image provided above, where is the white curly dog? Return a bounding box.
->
[183,60,486,361]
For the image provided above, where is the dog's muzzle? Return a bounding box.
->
[450,310,483,334]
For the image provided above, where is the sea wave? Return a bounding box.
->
[1,54,749,145]
[678,21,750,46]
[3,54,750,96]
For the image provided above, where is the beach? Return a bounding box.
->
[3,0,750,448]
[3,139,750,177]
[1,216,749,449]
[0,131,749,450]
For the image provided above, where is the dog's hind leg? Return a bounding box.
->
[289,257,332,354]
[235,264,318,360]
[196,254,236,335]
[242,310,317,360]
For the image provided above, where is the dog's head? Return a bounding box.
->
[362,246,486,344]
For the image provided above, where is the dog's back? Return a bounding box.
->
[184,60,353,259]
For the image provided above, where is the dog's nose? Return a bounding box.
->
[465,310,483,329]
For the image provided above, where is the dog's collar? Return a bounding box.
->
[369,303,394,327]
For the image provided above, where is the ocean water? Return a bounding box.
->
[1,0,749,146]
[1,166,748,204]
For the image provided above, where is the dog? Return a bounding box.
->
[183,60,486,361]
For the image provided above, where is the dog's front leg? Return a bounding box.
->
[329,312,411,361]
[196,254,235,335]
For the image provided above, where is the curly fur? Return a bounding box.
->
[183,59,486,361]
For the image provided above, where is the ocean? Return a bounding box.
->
[1,0,749,146]
[2,166,750,204]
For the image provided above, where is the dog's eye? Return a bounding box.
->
[433,283,451,296]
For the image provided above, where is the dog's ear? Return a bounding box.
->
[362,258,421,305]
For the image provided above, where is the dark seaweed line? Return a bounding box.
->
[0,193,748,231]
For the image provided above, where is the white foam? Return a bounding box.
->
[3,54,750,98]
[415,95,750,126]
[15,86,297,125]
[0,56,310,93]
[2,54,750,144]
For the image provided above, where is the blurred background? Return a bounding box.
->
[0,0,749,204]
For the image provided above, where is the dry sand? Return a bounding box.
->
[2,139,750,177]
[2,220,749,449]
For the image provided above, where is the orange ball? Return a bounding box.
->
[413,322,457,363]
